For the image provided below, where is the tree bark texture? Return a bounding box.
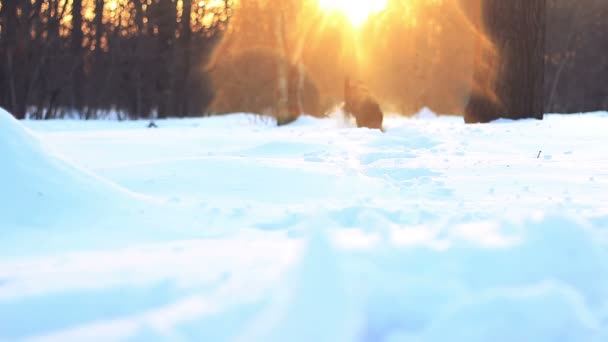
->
[465,0,546,123]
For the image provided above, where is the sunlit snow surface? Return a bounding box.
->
[1,108,608,341]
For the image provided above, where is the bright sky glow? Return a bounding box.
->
[318,0,388,27]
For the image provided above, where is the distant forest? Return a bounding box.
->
[0,0,231,120]
[0,0,606,120]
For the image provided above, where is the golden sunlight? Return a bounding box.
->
[108,0,118,12]
[318,0,387,27]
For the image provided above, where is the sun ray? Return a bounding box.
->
[318,0,387,27]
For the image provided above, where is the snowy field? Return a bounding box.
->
[1,107,608,341]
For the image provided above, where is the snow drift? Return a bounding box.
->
[0,108,143,232]
[1,110,608,341]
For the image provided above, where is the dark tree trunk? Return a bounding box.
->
[71,0,84,112]
[132,0,146,119]
[287,62,303,119]
[48,0,61,41]
[93,0,104,53]
[178,0,192,117]
[133,0,145,30]
[86,0,104,119]
[465,0,546,123]
[154,0,178,119]
[1,0,24,119]
[71,0,84,55]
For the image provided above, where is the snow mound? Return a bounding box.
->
[355,214,608,342]
[286,112,357,130]
[0,108,138,229]
[2,110,608,340]
[412,107,439,120]
[236,220,363,342]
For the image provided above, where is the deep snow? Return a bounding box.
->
[1,107,608,341]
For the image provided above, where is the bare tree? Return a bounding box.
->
[71,0,85,112]
[208,0,318,124]
[177,0,193,117]
[151,0,178,118]
[274,11,290,124]
[1,0,21,118]
[545,0,608,113]
[465,0,546,123]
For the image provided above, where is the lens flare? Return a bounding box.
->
[318,0,387,27]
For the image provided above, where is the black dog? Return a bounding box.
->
[343,77,384,130]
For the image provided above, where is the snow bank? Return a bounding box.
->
[22,113,278,132]
[0,108,141,231]
[224,214,608,342]
[356,214,608,342]
[7,214,606,342]
[1,110,607,341]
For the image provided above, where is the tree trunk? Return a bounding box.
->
[288,62,304,118]
[48,0,61,42]
[85,0,104,119]
[1,0,23,118]
[93,0,104,52]
[132,0,146,118]
[178,0,192,117]
[71,0,84,57]
[275,12,290,125]
[154,0,178,119]
[71,0,85,113]
[465,0,546,123]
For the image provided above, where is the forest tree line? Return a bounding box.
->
[0,0,231,120]
[0,0,606,120]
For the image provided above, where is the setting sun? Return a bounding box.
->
[318,0,388,27]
